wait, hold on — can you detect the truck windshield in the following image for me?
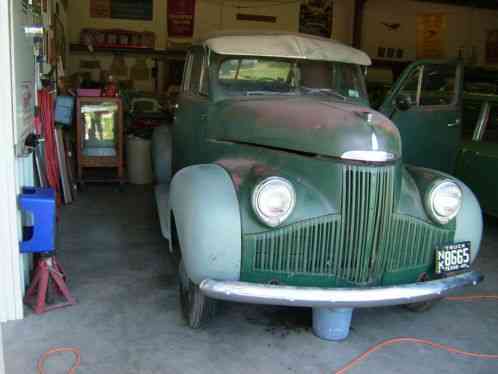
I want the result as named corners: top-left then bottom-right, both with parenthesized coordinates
top-left (218, 58), bottom-right (367, 102)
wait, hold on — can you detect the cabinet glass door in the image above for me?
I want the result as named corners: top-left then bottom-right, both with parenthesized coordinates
top-left (80, 102), bottom-right (119, 157)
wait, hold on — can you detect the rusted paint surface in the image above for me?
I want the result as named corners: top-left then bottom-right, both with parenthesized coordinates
top-left (209, 97), bottom-right (401, 161)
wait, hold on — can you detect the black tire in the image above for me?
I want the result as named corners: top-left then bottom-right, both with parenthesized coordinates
top-left (404, 273), bottom-right (441, 312)
top-left (404, 299), bottom-right (440, 312)
top-left (178, 262), bottom-right (217, 329)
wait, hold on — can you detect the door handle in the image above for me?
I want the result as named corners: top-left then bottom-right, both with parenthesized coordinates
top-left (448, 119), bottom-right (461, 128)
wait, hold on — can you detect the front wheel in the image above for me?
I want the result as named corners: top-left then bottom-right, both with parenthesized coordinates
top-left (178, 262), bottom-right (217, 328)
top-left (404, 299), bottom-right (440, 312)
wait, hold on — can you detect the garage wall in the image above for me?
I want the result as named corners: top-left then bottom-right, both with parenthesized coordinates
top-left (68, 0), bottom-right (302, 49)
top-left (66, 0), bottom-right (310, 92)
top-left (66, 1), bottom-right (498, 92)
top-left (360, 0), bottom-right (498, 67)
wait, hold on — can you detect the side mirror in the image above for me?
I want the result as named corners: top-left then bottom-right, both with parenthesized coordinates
top-left (394, 94), bottom-right (412, 111)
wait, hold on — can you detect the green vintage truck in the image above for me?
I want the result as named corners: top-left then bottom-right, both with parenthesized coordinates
top-left (457, 90), bottom-right (498, 217)
top-left (153, 32), bottom-right (483, 339)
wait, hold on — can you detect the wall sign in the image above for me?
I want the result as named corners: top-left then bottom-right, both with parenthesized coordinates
top-left (168, 0), bottom-right (196, 38)
top-left (90, 0), bottom-right (111, 18)
top-left (90, 0), bottom-right (153, 20)
top-left (486, 30), bottom-right (498, 64)
top-left (416, 13), bottom-right (447, 59)
top-left (299, 0), bottom-right (333, 38)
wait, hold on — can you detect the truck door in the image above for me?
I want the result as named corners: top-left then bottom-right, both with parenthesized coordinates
top-left (379, 61), bottom-right (464, 174)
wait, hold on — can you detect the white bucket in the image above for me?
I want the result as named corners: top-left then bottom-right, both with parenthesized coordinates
top-left (127, 135), bottom-right (153, 184)
top-left (312, 307), bottom-right (354, 341)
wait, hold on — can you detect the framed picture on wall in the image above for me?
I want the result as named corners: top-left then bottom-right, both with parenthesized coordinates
top-left (299, 0), bottom-right (333, 38)
top-left (167, 0), bottom-right (196, 37)
top-left (486, 30), bottom-right (498, 64)
top-left (90, 0), bottom-right (153, 20)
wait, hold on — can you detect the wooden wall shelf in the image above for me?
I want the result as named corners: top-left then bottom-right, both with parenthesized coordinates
top-left (69, 43), bottom-right (187, 60)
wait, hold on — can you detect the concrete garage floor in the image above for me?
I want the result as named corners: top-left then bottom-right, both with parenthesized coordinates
top-left (3, 185), bottom-right (498, 374)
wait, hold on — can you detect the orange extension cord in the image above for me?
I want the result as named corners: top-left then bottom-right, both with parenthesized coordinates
top-left (36, 295), bottom-right (498, 374)
top-left (334, 294), bottom-right (498, 374)
top-left (36, 347), bottom-right (80, 374)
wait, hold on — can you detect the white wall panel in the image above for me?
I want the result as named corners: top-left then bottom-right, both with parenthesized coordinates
top-left (0, 0), bottom-right (24, 323)
top-left (0, 0), bottom-right (37, 322)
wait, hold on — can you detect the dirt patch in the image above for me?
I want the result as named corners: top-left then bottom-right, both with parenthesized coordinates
top-left (245, 306), bottom-right (312, 337)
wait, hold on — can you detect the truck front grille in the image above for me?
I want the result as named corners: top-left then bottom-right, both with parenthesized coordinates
top-left (241, 164), bottom-right (454, 286)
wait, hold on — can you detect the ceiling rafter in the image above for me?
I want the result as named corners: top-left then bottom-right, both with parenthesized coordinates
top-left (415, 0), bottom-right (498, 10)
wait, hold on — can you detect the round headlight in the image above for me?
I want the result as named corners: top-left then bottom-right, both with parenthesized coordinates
top-left (426, 180), bottom-right (462, 224)
top-left (252, 177), bottom-right (296, 227)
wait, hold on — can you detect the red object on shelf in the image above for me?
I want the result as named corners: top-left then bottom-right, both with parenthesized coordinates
top-left (102, 81), bottom-right (118, 97)
top-left (24, 256), bottom-right (76, 314)
top-left (77, 88), bottom-right (101, 97)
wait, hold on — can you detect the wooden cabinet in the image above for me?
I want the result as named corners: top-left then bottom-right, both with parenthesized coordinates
top-left (76, 97), bottom-right (124, 183)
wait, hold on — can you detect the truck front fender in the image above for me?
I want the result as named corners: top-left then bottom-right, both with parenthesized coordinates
top-left (407, 165), bottom-right (483, 263)
top-left (170, 164), bottom-right (242, 284)
top-left (152, 126), bottom-right (172, 184)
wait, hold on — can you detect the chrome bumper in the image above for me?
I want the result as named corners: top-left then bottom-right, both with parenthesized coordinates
top-left (199, 271), bottom-right (483, 308)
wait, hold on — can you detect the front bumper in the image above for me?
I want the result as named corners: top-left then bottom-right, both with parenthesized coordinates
top-left (200, 271), bottom-right (483, 308)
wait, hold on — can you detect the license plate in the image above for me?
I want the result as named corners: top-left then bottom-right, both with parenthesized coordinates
top-left (435, 242), bottom-right (471, 274)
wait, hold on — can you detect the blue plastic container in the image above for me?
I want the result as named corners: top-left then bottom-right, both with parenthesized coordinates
top-left (19, 187), bottom-right (56, 253)
top-left (312, 307), bottom-right (354, 341)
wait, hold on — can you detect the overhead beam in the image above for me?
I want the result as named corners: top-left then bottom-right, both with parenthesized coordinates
top-left (415, 0), bottom-right (498, 10)
top-left (352, 0), bottom-right (366, 48)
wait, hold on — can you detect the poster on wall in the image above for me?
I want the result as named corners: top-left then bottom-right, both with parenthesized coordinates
top-left (90, 0), bottom-right (111, 18)
top-left (486, 30), bottom-right (498, 64)
top-left (416, 13), bottom-right (447, 59)
top-left (168, 0), bottom-right (196, 38)
top-left (90, 0), bottom-right (153, 20)
top-left (299, 0), bottom-right (333, 38)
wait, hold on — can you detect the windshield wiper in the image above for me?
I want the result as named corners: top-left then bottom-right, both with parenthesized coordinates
top-left (301, 87), bottom-right (347, 100)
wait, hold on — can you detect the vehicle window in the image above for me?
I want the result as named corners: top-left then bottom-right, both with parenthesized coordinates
top-left (483, 104), bottom-right (498, 143)
top-left (217, 58), bottom-right (368, 102)
top-left (181, 54), bottom-right (193, 92)
top-left (464, 82), bottom-right (498, 95)
top-left (188, 51), bottom-right (203, 94)
top-left (396, 64), bottom-right (457, 107)
top-left (419, 65), bottom-right (455, 106)
top-left (462, 99), bottom-right (483, 138)
top-left (199, 53), bottom-right (209, 96)
top-left (219, 58), bottom-right (295, 93)
top-left (398, 67), bottom-right (422, 106)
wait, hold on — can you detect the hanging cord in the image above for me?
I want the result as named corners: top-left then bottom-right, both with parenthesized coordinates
top-left (334, 294), bottom-right (498, 374)
top-left (36, 347), bottom-right (80, 374)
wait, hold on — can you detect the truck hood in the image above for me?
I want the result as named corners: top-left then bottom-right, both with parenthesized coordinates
top-left (211, 97), bottom-right (401, 160)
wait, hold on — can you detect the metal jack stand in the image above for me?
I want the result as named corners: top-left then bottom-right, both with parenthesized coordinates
top-left (19, 187), bottom-right (77, 314)
top-left (24, 255), bottom-right (76, 314)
